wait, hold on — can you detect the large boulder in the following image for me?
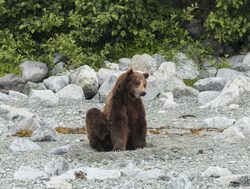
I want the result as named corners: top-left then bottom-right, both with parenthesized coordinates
top-left (216, 68), bottom-right (243, 82)
top-left (231, 53), bottom-right (250, 72)
top-left (97, 68), bottom-right (117, 86)
top-left (143, 75), bottom-right (160, 101)
top-left (198, 91), bottom-right (220, 105)
top-left (0, 92), bottom-right (9, 101)
top-left (228, 54), bottom-right (245, 67)
top-left (56, 84), bottom-right (84, 101)
top-left (69, 65), bottom-right (98, 99)
top-left (20, 60), bottom-right (48, 82)
top-left (43, 75), bottom-right (69, 93)
top-left (29, 90), bottom-right (59, 107)
top-left (200, 75), bottom-right (250, 110)
top-left (243, 52), bottom-right (250, 64)
top-left (51, 62), bottom-right (68, 76)
top-left (9, 90), bottom-right (29, 102)
top-left (175, 52), bottom-right (200, 80)
top-left (194, 77), bottom-right (226, 91)
top-left (0, 74), bottom-right (25, 94)
top-left (22, 81), bottom-right (47, 96)
top-left (118, 58), bottom-right (131, 71)
top-left (129, 54), bottom-right (157, 74)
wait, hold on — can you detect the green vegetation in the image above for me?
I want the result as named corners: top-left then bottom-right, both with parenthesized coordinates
top-left (0, 0), bottom-right (250, 75)
top-left (183, 78), bottom-right (199, 87)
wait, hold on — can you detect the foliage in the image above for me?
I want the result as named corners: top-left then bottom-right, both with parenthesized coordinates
top-left (183, 78), bottom-right (199, 87)
top-left (0, 0), bottom-right (250, 75)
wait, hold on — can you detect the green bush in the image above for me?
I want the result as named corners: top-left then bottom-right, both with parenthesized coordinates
top-left (0, 0), bottom-right (250, 76)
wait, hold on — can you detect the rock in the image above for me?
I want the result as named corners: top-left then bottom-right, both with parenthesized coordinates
top-left (51, 62), bottom-right (68, 76)
top-left (0, 74), bottom-right (25, 94)
top-left (105, 61), bottom-right (119, 70)
top-left (167, 174), bottom-right (192, 189)
top-left (186, 19), bottom-right (203, 38)
top-left (69, 65), bottom-right (98, 99)
top-left (214, 126), bottom-right (245, 142)
top-left (22, 81), bottom-right (47, 96)
top-left (0, 92), bottom-right (9, 101)
top-left (200, 75), bottom-right (250, 110)
top-left (198, 91), bottom-right (220, 105)
top-left (121, 163), bottom-right (142, 177)
top-left (14, 166), bottom-right (45, 181)
top-left (228, 55), bottom-right (245, 67)
top-left (54, 53), bottom-right (67, 64)
top-left (218, 174), bottom-right (250, 188)
top-left (143, 75), bottom-right (160, 100)
top-left (162, 92), bottom-right (178, 109)
top-left (94, 74), bottom-right (119, 102)
top-left (29, 90), bottom-right (59, 107)
top-left (203, 116), bottom-right (235, 129)
top-left (175, 52), bottom-right (200, 80)
top-left (44, 160), bottom-right (70, 176)
top-left (194, 77), bottom-right (225, 91)
top-left (43, 76), bottom-right (69, 93)
top-left (199, 67), bottom-right (217, 79)
top-left (10, 138), bottom-right (42, 152)
top-left (135, 168), bottom-right (165, 180)
top-left (202, 38), bottom-right (224, 56)
top-left (49, 145), bottom-right (72, 155)
top-left (0, 105), bottom-right (41, 133)
top-left (152, 54), bottom-right (166, 68)
top-left (53, 167), bottom-right (121, 181)
top-left (20, 60), bottom-right (48, 82)
top-left (8, 90), bottom-right (28, 101)
top-left (31, 125), bottom-right (58, 142)
top-left (46, 177), bottom-right (72, 189)
top-left (216, 68), bottom-right (243, 82)
top-left (234, 117), bottom-right (250, 135)
top-left (118, 58), bottom-right (131, 71)
top-left (228, 104), bottom-right (240, 110)
top-left (97, 68), bottom-right (117, 86)
top-left (202, 166), bottom-right (232, 178)
top-left (232, 62), bottom-right (250, 72)
top-left (243, 52), bottom-right (250, 64)
top-left (154, 61), bottom-right (177, 78)
top-left (56, 84), bottom-right (84, 101)
top-left (173, 86), bottom-right (198, 98)
top-left (129, 54), bottom-right (157, 74)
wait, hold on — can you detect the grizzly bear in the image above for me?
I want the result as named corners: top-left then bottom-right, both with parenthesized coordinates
top-left (86, 69), bottom-right (149, 151)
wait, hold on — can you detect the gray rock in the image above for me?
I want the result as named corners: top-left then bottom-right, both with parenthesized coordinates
top-left (51, 62), bottom-right (68, 76)
top-left (136, 169), bottom-right (165, 180)
top-left (8, 90), bottom-right (28, 101)
top-left (29, 90), bottom-right (59, 107)
top-left (175, 52), bottom-right (200, 80)
top-left (203, 116), bottom-right (235, 129)
top-left (20, 60), bottom-right (48, 82)
top-left (218, 174), bottom-right (250, 188)
top-left (216, 68), bottom-right (243, 82)
top-left (14, 166), bottom-right (45, 181)
top-left (243, 52), bottom-right (250, 64)
top-left (44, 160), bottom-right (70, 176)
top-left (173, 86), bottom-right (198, 98)
top-left (0, 92), bottom-right (9, 101)
top-left (54, 53), bottom-right (66, 64)
top-left (202, 166), bottom-right (232, 178)
top-left (228, 55), bottom-right (245, 67)
top-left (46, 177), bottom-right (72, 189)
top-left (198, 91), bottom-right (220, 105)
top-left (234, 117), bottom-right (250, 135)
top-left (199, 67), bottom-right (217, 79)
top-left (153, 62), bottom-right (177, 78)
top-left (143, 75), bottom-right (160, 101)
top-left (97, 68), bottom-right (117, 86)
top-left (203, 38), bottom-right (224, 56)
top-left (10, 138), bottom-right (42, 152)
top-left (162, 92), bottom-right (178, 109)
top-left (129, 54), bottom-right (157, 74)
top-left (49, 145), bottom-right (72, 155)
top-left (69, 65), bottom-right (98, 99)
top-left (0, 105), bottom-right (41, 133)
top-left (167, 174), bottom-right (192, 189)
top-left (186, 19), bottom-right (203, 38)
top-left (22, 81), bottom-right (47, 96)
top-left (213, 126), bottom-right (245, 142)
top-left (31, 125), bottom-right (58, 142)
top-left (232, 62), bottom-right (250, 72)
top-left (43, 75), bottom-right (69, 93)
top-left (56, 84), bottom-right (84, 101)
top-left (0, 74), bottom-right (25, 94)
top-left (194, 77), bottom-right (226, 91)
top-left (118, 58), bottom-right (131, 71)
top-left (105, 61), bottom-right (119, 70)
top-left (152, 54), bottom-right (166, 68)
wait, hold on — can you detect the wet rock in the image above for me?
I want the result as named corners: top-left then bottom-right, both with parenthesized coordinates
top-left (10, 138), bottom-right (42, 152)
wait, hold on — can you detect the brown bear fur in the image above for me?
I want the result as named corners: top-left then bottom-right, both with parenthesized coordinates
top-left (86, 69), bottom-right (149, 151)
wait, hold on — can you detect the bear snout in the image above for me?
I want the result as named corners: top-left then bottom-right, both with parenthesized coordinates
top-left (140, 91), bottom-right (146, 96)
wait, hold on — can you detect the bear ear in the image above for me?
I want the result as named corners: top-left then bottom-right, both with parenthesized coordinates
top-left (126, 69), bottom-right (134, 75)
top-left (143, 73), bottom-right (149, 79)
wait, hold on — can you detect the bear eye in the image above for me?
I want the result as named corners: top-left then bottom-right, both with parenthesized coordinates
top-left (135, 81), bottom-right (140, 85)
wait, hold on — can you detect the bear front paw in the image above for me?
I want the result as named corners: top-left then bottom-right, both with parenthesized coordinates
top-left (113, 142), bottom-right (126, 151)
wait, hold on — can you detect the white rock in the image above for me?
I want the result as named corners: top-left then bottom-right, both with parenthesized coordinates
top-left (56, 84), bottom-right (84, 101)
top-left (105, 62), bottom-right (119, 70)
top-left (49, 145), bottom-right (72, 155)
top-left (234, 117), bottom-right (250, 135)
top-left (194, 77), bottom-right (225, 91)
top-left (243, 52), bottom-right (250, 64)
top-left (129, 54), bottom-right (157, 74)
top-left (213, 126), bottom-right (245, 142)
top-left (44, 159), bottom-right (70, 176)
top-left (167, 174), bottom-right (192, 189)
top-left (203, 116), bottom-right (235, 129)
top-left (22, 81), bottom-right (47, 95)
top-left (8, 90), bottom-right (28, 101)
top-left (201, 75), bottom-right (250, 110)
top-left (143, 75), bottom-right (160, 101)
top-left (43, 75), bottom-right (69, 93)
top-left (218, 174), bottom-right (250, 187)
top-left (10, 138), bottom-right (42, 152)
top-left (118, 58), bottom-right (131, 71)
top-left (20, 60), bottom-right (48, 82)
top-left (0, 92), bottom-right (9, 101)
top-left (69, 65), bottom-right (98, 99)
top-left (202, 166), bottom-right (232, 178)
top-left (228, 104), bottom-right (240, 110)
top-left (216, 68), bottom-right (243, 82)
top-left (229, 55), bottom-right (245, 66)
top-left (97, 68), bottom-right (117, 86)
top-left (31, 125), bottom-right (58, 142)
top-left (121, 163), bottom-right (142, 177)
top-left (175, 52), bottom-right (200, 80)
top-left (46, 177), bottom-right (72, 189)
top-left (14, 166), bottom-right (45, 181)
top-left (136, 169), bottom-right (165, 180)
top-left (29, 90), bottom-right (59, 107)
top-left (162, 92), bottom-right (178, 109)
top-left (198, 91), bottom-right (220, 105)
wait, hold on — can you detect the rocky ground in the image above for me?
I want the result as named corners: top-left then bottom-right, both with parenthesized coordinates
top-left (1, 93), bottom-right (250, 189)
